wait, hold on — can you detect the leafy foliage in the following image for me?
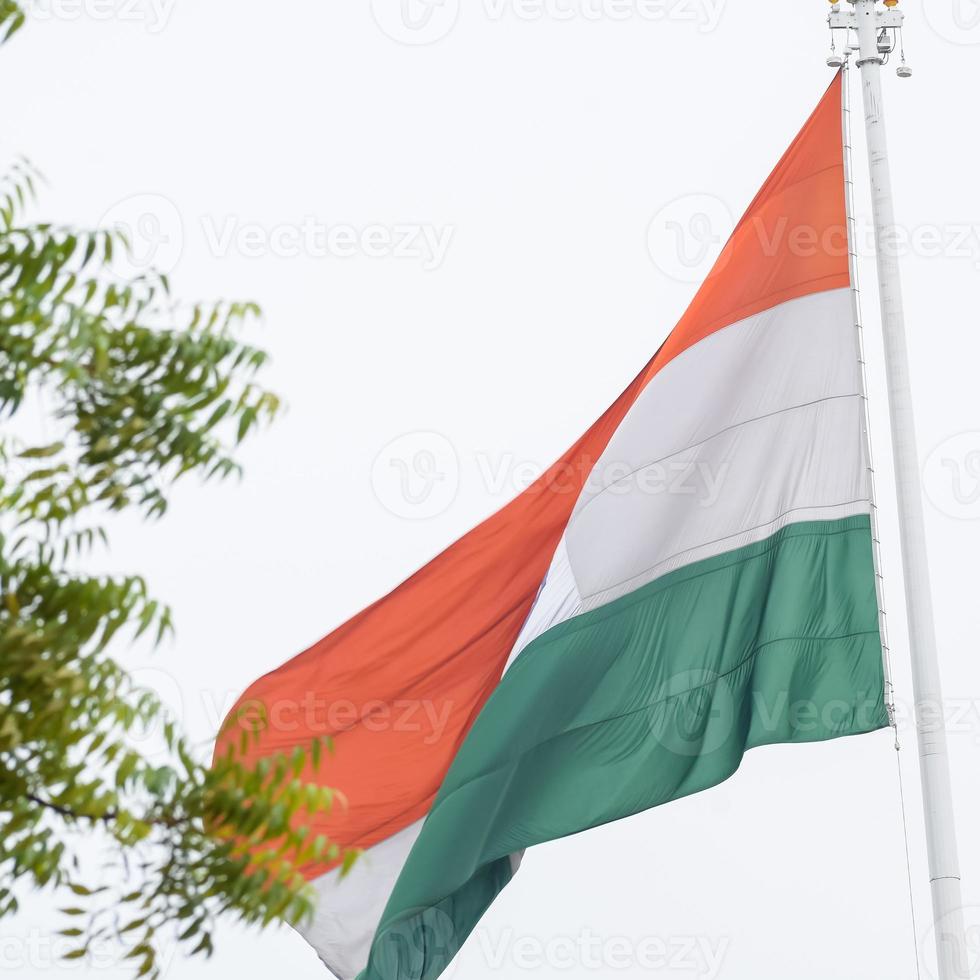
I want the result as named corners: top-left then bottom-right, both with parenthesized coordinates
top-left (0, 17), bottom-right (351, 975)
top-left (0, 0), bottom-right (25, 44)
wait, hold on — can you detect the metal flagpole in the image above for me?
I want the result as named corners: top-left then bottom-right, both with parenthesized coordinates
top-left (826, 1), bottom-right (967, 976)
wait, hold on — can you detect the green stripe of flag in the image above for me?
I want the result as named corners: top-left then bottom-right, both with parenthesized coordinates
top-left (362, 515), bottom-right (887, 980)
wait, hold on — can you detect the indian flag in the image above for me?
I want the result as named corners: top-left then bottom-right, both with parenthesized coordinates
top-left (216, 72), bottom-right (888, 980)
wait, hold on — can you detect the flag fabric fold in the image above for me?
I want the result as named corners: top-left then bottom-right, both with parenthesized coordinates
top-left (214, 72), bottom-right (887, 980)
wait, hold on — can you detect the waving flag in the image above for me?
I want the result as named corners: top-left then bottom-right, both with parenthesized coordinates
top-left (215, 72), bottom-right (887, 980)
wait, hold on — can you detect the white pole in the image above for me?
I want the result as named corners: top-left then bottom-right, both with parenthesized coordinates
top-left (848, 2), bottom-right (967, 976)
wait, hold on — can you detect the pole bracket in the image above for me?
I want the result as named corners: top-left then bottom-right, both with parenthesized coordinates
top-left (829, 8), bottom-right (903, 29)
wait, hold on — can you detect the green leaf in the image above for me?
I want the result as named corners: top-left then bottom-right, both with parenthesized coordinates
top-left (18, 442), bottom-right (65, 459)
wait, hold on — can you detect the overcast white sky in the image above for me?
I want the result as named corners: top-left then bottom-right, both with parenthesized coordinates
top-left (2, 2), bottom-right (979, 979)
